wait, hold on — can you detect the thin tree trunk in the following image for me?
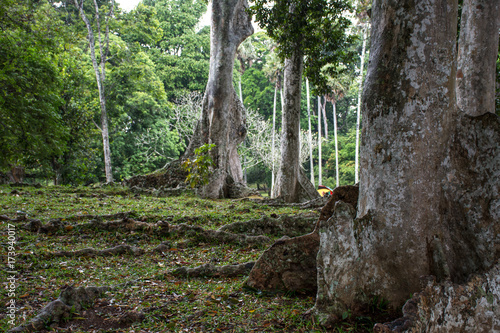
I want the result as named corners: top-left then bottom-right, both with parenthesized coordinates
top-left (74, 0), bottom-right (114, 183)
top-left (238, 76), bottom-right (243, 103)
top-left (306, 77), bottom-right (314, 186)
top-left (322, 95), bottom-right (328, 139)
top-left (271, 83), bottom-right (277, 195)
top-left (238, 76), bottom-right (247, 184)
top-left (457, 0), bottom-right (500, 116)
top-left (355, 24), bottom-right (367, 184)
top-left (317, 96), bottom-right (322, 186)
top-left (280, 87), bottom-right (284, 119)
top-left (332, 100), bottom-right (339, 187)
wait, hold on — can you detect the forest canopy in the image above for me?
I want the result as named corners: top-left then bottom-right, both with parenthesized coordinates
top-left (1, 0), bottom-right (498, 188)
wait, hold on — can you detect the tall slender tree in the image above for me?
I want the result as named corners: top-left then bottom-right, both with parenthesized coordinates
top-left (306, 77), bottom-right (314, 186)
top-left (332, 101), bottom-right (339, 187)
top-left (317, 96), bottom-right (323, 186)
top-left (73, 0), bottom-right (114, 182)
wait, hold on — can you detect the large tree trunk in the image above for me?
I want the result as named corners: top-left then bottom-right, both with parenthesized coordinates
top-left (457, 0), bottom-right (500, 116)
top-left (272, 49), bottom-right (319, 203)
top-left (188, 0), bottom-right (253, 198)
top-left (314, 0), bottom-right (500, 324)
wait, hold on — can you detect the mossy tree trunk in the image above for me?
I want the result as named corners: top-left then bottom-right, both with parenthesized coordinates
top-left (456, 0), bottom-right (500, 116)
top-left (187, 0), bottom-right (253, 198)
top-left (314, 0), bottom-right (500, 323)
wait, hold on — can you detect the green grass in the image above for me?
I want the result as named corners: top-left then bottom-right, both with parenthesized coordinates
top-left (0, 184), bottom-right (375, 332)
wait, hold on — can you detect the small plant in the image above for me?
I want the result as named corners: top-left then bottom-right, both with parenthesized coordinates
top-left (181, 144), bottom-right (216, 188)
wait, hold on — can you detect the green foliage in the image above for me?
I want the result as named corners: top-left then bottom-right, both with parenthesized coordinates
top-left (248, 0), bottom-right (357, 94)
top-left (143, 0), bottom-right (210, 101)
top-left (181, 144), bottom-right (216, 188)
top-left (121, 3), bottom-right (163, 47)
top-left (324, 127), bottom-right (357, 187)
top-left (0, 0), bottom-right (66, 170)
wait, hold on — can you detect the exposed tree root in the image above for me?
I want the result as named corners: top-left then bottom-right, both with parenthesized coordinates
top-left (83, 218), bottom-right (170, 234)
top-left (8, 286), bottom-right (111, 333)
top-left (123, 160), bottom-right (188, 189)
top-left (171, 261), bottom-right (256, 278)
top-left (172, 223), bottom-right (271, 247)
top-left (218, 213), bottom-right (317, 237)
top-left (50, 244), bottom-right (145, 258)
top-left (45, 242), bottom-right (176, 258)
top-left (129, 185), bottom-right (193, 197)
top-left (252, 195), bottom-right (328, 209)
top-left (62, 211), bottom-right (135, 222)
top-left (245, 185), bottom-right (360, 294)
top-left (317, 184), bottom-right (358, 225)
top-left (1, 214), bottom-right (29, 222)
top-left (24, 216), bottom-right (274, 247)
top-left (374, 262), bottom-right (500, 332)
top-left (23, 217), bottom-right (170, 235)
top-left (244, 233), bottom-right (319, 294)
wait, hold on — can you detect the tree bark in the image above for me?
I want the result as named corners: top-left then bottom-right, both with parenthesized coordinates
top-left (332, 101), bottom-right (339, 187)
top-left (457, 0), bottom-right (500, 116)
top-left (306, 77), bottom-right (314, 186)
top-left (74, 0), bottom-right (113, 183)
top-left (272, 48), bottom-right (319, 203)
top-left (189, 0), bottom-right (253, 198)
top-left (322, 96), bottom-right (328, 139)
top-left (317, 96), bottom-right (322, 186)
top-left (271, 83), bottom-right (277, 195)
top-left (314, 0), bottom-right (500, 322)
top-left (354, 25), bottom-right (367, 184)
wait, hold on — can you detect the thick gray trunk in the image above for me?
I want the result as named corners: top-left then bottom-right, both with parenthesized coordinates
top-left (314, 0), bottom-right (500, 322)
top-left (457, 0), bottom-right (500, 116)
top-left (74, 0), bottom-right (113, 183)
top-left (193, 0), bottom-right (253, 198)
top-left (272, 49), bottom-right (319, 203)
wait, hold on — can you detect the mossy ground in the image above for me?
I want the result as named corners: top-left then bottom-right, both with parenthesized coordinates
top-left (0, 184), bottom-right (375, 332)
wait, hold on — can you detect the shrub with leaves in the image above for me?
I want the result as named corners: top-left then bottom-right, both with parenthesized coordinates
top-left (181, 144), bottom-right (216, 188)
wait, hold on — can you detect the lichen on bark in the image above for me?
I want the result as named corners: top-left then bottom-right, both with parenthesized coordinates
top-left (313, 0), bottom-right (500, 326)
top-left (186, 0), bottom-right (254, 199)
